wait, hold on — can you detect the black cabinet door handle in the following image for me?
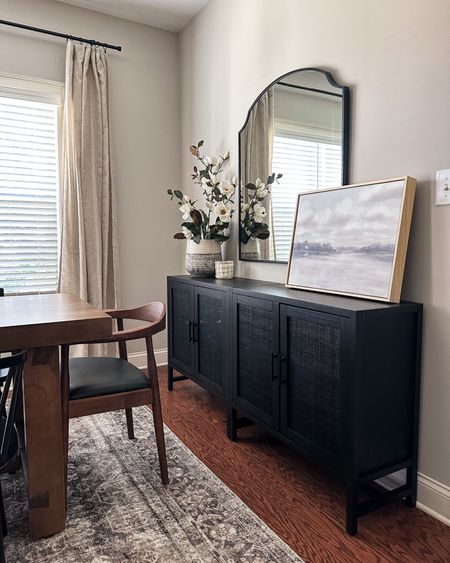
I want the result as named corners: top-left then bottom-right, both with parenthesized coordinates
top-left (188, 320), bottom-right (194, 342)
top-left (193, 322), bottom-right (199, 343)
top-left (271, 352), bottom-right (279, 381)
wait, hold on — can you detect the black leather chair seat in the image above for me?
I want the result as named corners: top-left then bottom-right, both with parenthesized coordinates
top-left (69, 357), bottom-right (150, 400)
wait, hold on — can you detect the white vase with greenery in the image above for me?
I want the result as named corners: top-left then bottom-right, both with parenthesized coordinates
top-left (168, 140), bottom-right (237, 277)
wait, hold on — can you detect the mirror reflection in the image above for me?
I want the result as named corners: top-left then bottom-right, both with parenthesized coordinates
top-left (239, 68), bottom-right (349, 263)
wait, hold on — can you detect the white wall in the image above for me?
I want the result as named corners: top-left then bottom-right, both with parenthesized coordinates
top-left (0, 0), bottom-right (183, 353)
top-left (0, 0), bottom-right (448, 522)
top-left (180, 0), bottom-right (450, 515)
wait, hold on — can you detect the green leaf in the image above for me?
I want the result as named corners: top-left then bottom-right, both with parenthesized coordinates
top-left (193, 233), bottom-right (201, 244)
top-left (173, 232), bottom-right (186, 239)
top-left (246, 182), bottom-right (257, 190)
top-left (252, 225), bottom-right (270, 239)
top-left (190, 145), bottom-right (198, 156)
top-left (209, 224), bottom-right (219, 235)
top-left (200, 209), bottom-right (209, 225)
top-left (250, 222), bottom-right (268, 234)
top-left (198, 140), bottom-right (204, 147)
top-left (174, 189), bottom-right (183, 199)
top-left (167, 189), bottom-right (173, 195)
top-left (190, 209), bottom-right (203, 226)
top-left (240, 230), bottom-right (249, 244)
top-left (211, 233), bottom-right (229, 243)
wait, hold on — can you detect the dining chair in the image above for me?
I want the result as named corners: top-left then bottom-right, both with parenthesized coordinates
top-left (60, 302), bottom-right (169, 485)
top-left (0, 289), bottom-right (10, 416)
top-left (0, 351), bottom-right (27, 562)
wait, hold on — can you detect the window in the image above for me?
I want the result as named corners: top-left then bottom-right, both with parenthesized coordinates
top-left (271, 122), bottom-right (342, 261)
top-left (0, 74), bottom-right (63, 294)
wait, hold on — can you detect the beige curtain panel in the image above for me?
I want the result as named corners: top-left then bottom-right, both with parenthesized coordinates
top-left (241, 89), bottom-right (275, 260)
top-left (59, 40), bottom-right (119, 354)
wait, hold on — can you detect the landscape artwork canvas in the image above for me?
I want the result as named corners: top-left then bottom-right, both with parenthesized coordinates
top-left (286, 177), bottom-right (416, 302)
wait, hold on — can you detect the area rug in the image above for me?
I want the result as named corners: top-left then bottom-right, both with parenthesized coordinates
top-left (3, 407), bottom-right (303, 562)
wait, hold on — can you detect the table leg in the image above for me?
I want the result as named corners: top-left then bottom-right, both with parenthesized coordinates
top-left (22, 346), bottom-right (66, 538)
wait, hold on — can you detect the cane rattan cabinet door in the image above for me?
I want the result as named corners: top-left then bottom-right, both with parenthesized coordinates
top-left (232, 294), bottom-right (279, 428)
top-left (168, 280), bottom-right (194, 375)
top-left (194, 286), bottom-right (229, 397)
top-left (280, 304), bottom-right (342, 464)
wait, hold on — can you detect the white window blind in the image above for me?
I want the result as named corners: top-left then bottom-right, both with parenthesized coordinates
top-left (0, 76), bottom-right (62, 294)
top-left (271, 123), bottom-right (342, 261)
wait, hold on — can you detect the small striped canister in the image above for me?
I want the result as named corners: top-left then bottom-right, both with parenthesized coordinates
top-left (215, 260), bottom-right (234, 279)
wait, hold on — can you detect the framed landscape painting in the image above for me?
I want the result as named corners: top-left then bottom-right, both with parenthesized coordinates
top-left (286, 177), bottom-right (416, 302)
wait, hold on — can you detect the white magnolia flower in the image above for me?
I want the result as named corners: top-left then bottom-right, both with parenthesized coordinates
top-left (215, 202), bottom-right (232, 223)
top-left (182, 194), bottom-right (192, 203)
top-left (253, 203), bottom-right (266, 223)
top-left (255, 178), bottom-right (264, 188)
top-left (179, 202), bottom-right (193, 220)
top-left (232, 176), bottom-right (237, 186)
top-left (219, 180), bottom-right (234, 196)
top-left (206, 201), bottom-right (215, 210)
top-left (223, 150), bottom-right (230, 160)
top-left (256, 186), bottom-right (269, 199)
top-left (182, 226), bottom-right (193, 239)
top-left (204, 155), bottom-right (218, 167)
top-left (209, 174), bottom-right (217, 185)
top-left (240, 203), bottom-right (250, 219)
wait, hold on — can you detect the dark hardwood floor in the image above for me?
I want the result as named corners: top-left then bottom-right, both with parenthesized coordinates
top-left (156, 367), bottom-right (450, 563)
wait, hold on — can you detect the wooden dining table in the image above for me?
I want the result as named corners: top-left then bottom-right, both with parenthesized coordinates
top-left (0, 293), bottom-right (112, 538)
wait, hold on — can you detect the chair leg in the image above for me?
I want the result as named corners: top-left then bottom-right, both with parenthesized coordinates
top-left (7, 455), bottom-right (20, 475)
top-left (146, 337), bottom-right (169, 485)
top-left (151, 402), bottom-right (169, 485)
top-left (125, 408), bottom-right (134, 439)
top-left (0, 380), bottom-right (4, 419)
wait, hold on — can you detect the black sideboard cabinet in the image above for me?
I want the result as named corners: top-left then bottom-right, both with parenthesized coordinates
top-left (167, 275), bottom-right (422, 535)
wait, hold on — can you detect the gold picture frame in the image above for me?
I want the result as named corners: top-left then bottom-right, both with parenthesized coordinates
top-left (286, 177), bottom-right (416, 303)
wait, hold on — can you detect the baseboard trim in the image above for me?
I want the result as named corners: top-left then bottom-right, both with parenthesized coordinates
top-left (417, 472), bottom-right (450, 526)
top-left (377, 469), bottom-right (449, 526)
top-left (128, 349), bottom-right (168, 369)
top-left (127, 350), bottom-right (450, 528)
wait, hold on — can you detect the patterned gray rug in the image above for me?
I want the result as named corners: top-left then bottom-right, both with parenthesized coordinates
top-left (3, 407), bottom-right (303, 562)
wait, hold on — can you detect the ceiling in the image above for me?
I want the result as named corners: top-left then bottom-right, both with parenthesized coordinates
top-left (56, 0), bottom-right (211, 32)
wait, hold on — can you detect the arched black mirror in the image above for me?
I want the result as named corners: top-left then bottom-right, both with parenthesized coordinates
top-left (239, 67), bottom-right (350, 263)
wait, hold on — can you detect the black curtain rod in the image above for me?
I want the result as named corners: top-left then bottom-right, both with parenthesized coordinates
top-left (0, 19), bottom-right (122, 51)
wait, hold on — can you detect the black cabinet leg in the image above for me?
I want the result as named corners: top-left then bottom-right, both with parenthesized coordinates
top-left (346, 486), bottom-right (358, 535)
top-left (346, 517), bottom-right (358, 536)
top-left (405, 466), bottom-right (417, 507)
top-left (168, 365), bottom-right (174, 391)
top-left (227, 407), bottom-right (238, 441)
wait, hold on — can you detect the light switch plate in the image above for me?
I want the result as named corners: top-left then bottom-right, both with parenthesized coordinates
top-left (435, 169), bottom-right (450, 206)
